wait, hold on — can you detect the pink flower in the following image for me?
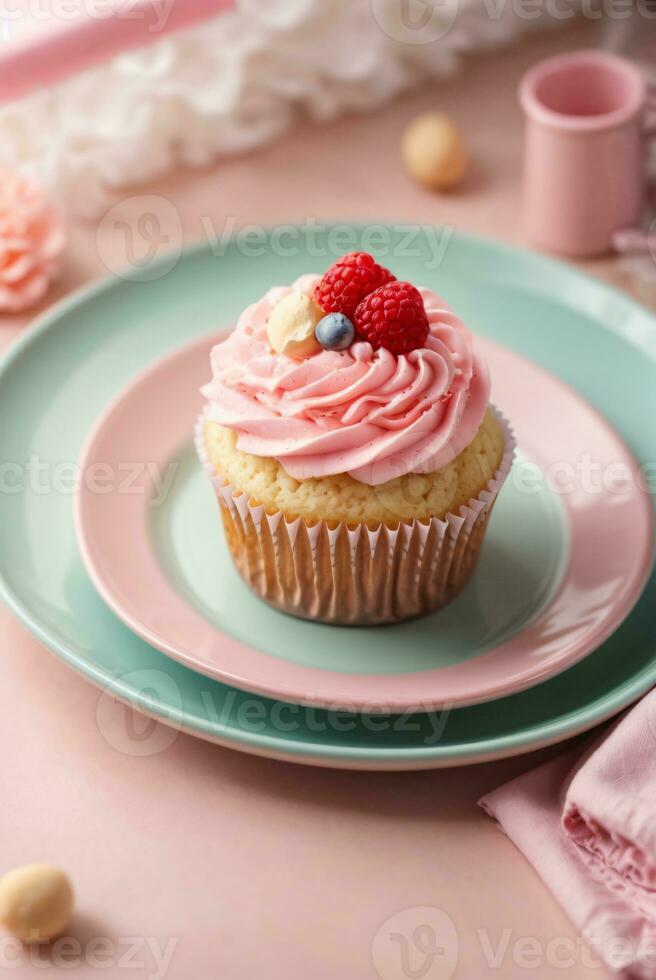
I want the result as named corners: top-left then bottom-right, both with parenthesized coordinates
top-left (0, 171), bottom-right (65, 313)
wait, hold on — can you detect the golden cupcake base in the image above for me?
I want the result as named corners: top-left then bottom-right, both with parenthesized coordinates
top-left (196, 409), bottom-right (514, 626)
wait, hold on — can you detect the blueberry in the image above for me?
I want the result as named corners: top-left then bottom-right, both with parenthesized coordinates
top-left (315, 313), bottom-right (355, 351)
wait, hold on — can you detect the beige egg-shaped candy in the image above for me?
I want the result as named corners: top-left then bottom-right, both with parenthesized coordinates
top-left (0, 864), bottom-right (74, 942)
top-left (267, 291), bottom-right (323, 359)
top-left (402, 112), bottom-right (468, 191)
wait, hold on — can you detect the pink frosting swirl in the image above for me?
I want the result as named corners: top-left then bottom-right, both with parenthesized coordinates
top-left (202, 274), bottom-right (490, 485)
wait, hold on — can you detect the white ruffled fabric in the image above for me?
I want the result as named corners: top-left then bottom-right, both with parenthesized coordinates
top-left (0, 0), bottom-right (573, 217)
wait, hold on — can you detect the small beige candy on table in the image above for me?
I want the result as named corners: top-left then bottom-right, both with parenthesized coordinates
top-left (0, 864), bottom-right (74, 942)
top-left (402, 112), bottom-right (468, 191)
top-left (267, 291), bottom-right (323, 358)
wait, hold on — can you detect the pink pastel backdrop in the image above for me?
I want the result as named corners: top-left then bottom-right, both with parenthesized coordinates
top-left (0, 23), bottom-right (631, 979)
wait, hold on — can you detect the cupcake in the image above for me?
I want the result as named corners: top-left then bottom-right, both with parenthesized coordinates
top-left (197, 251), bottom-right (513, 625)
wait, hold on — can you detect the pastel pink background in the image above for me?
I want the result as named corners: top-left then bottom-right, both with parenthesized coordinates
top-left (0, 23), bottom-right (634, 979)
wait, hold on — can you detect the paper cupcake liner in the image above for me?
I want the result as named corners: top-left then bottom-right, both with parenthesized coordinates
top-left (195, 407), bottom-right (515, 626)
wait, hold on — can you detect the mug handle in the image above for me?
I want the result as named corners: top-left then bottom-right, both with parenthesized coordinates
top-left (642, 84), bottom-right (656, 137)
top-left (613, 81), bottom-right (656, 253)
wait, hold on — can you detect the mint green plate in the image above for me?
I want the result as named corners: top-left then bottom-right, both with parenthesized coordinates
top-left (1, 227), bottom-right (656, 769)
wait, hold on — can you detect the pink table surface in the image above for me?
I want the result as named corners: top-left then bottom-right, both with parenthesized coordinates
top-left (0, 24), bottom-right (633, 979)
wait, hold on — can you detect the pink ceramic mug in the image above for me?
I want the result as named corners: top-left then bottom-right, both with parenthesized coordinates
top-left (520, 50), bottom-right (650, 258)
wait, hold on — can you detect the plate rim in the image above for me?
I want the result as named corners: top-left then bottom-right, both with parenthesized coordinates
top-left (73, 329), bottom-right (653, 712)
top-left (2, 226), bottom-right (656, 767)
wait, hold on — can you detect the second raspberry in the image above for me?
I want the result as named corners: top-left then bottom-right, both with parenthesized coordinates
top-left (354, 281), bottom-right (429, 355)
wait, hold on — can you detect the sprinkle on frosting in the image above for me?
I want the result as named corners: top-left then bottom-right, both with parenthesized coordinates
top-left (201, 273), bottom-right (490, 486)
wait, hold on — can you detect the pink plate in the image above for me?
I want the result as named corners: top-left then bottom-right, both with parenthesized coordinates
top-left (75, 332), bottom-right (653, 713)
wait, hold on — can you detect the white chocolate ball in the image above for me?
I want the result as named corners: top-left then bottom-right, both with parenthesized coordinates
top-left (401, 113), bottom-right (468, 191)
top-left (0, 865), bottom-right (74, 942)
top-left (267, 291), bottom-right (323, 359)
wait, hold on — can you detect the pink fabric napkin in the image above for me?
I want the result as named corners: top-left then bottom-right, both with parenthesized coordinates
top-left (480, 691), bottom-right (656, 979)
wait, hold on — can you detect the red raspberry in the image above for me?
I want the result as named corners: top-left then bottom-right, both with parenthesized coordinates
top-left (354, 281), bottom-right (429, 355)
top-left (314, 251), bottom-right (395, 319)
